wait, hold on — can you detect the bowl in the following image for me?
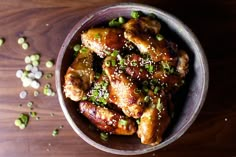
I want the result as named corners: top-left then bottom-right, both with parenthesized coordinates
top-left (55, 3), bottom-right (209, 155)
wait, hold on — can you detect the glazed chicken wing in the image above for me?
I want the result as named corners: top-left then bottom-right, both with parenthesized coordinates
top-left (137, 91), bottom-right (170, 145)
top-left (81, 28), bottom-right (128, 58)
top-left (64, 47), bottom-right (94, 101)
top-left (103, 57), bottom-right (145, 118)
top-left (123, 17), bottom-right (177, 63)
top-left (79, 101), bottom-right (137, 135)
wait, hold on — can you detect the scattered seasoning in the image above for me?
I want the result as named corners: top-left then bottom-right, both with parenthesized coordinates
top-left (131, 10), bottom-right (141, 19)
top-left (19, 90), bottom-right (27, 99)
top-left (156, 98), bottom-right (163, 112)
top-left (50, 113), bottom-right (54, 117)
top-left (0, 37), bottom-right (5, 46)
top-left (73, 44), bottom-right (81, 52)
top-left (29, 111), bottom-right (37, 117)
top-left (100, 132), bottom-right (109, 141)
top-left (45, 73), bottom-right (53, 79)
top-left (27, 101), bottom-right (33, 108)
top-left (59, 125), bottom-right (64, 129)
top-left (14, 113), bottom-right (29, 130)
top-left (94, 33), bottom-right (101, 39)
top-left (119, 119), bottom-right (128, 126)
top-left (45, 60), bottom-right (54, 68)
top-left (18, 104), bottom-right (23, 107)
top-left (136, 119), bottom-right (140, 125)
top-left (144, 96), bottom-right (150, 102)
top-left (224, 118), bottom-right (228, 122)
top-left (17, 37), bottom-right (25, 45)
top-left (33, 90), bottom-right (39, 97)
top-left (118, 16), bottom-right (125, 24)
top-left (154, 86), bottom-right (159, 94)
top-left (156, 34), bottom-right (164, 41)
top-left (52, 129), bottom-right (59, 136)
top-left (22, 42), bottom-right (29, 50)
top-left (35, 117), bottom-right (40, 120)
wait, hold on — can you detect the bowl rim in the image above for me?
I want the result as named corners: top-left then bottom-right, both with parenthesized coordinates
top-left (55, 2), bottom-right (209, 155)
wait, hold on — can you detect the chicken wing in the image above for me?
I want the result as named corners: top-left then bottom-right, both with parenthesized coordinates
top-left (123, 17), bottom-right (177, 63)
top-left (64, 47), bottom-right (94, 101)
top-left (79, 101), bottom-right (137, 135)
top-left (103, 57), bottom-right (145, 118)
top-left (81, 28), bottom-right (128, 58)
top-left (137, 91), bottom-right (170, 145)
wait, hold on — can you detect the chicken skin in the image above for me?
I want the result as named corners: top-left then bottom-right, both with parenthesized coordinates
top-left (79, 101), bottom-right (137, 135)
top-left (81, 28), bottom-right (127, 58)
top-left (64, 47), bottom-right (94, 101)
top-left (137, 91), bottom-right (170, 145)
top-left (103, 57), bottom-right (145, 118)
top-left (123, 17), bottom-right (177, 63)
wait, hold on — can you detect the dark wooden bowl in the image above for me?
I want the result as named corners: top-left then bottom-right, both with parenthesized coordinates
top-left (55, 3), bottom-right (209, 155)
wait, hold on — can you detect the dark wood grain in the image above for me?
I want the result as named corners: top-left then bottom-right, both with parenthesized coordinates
top-left (0, 0), bottom-right (235, 157)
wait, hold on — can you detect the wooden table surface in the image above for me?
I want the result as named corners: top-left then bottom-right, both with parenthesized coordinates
top-left (0, 0), bottom-right (235, 157)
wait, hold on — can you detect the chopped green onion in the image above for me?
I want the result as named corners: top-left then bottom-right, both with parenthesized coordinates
top-left (144, 96), bottom-right (150, 102)
top-left (80, 47), bottom-right (88, 53)
top-left (45, 73), bottom-right (53, 79)
top-left (92, 90), bottom-right (99, 97)
top-left (119, 119), bottom-right (128, 126)
top-left (22, 42), bottom-right (29, 50)
top-left (19, 124), bottom-right (26, 129)
top-left (136, 119), bottom-right (140, 125)
top-left (52, 129), bottom-right (59, 137)
top-left (111, 59), bottom-right (116, 66)
top-left (111, 50), bottom-right (119, 57)
top-left (143, 81), bottom-right (148, 86)
top-left (104, 50), bottom-right (111, 55)
top-left (100, 132), bottom-right (109, 141)
top-left (105, 60), bottom-right (110, 67)
top-left (143, 86), bottom-right (149, 93)
top-left (17, 37), bottom-right (25, 45)
top-left (108, 19), bottom-right (121, 27)
top-left (134, 88), bottom-right (141, 94)
top-left (148, 65), bottom-right (154, 73)
top-left (73, 44), bottom-right (81, 52)
top-left (95, 73), bottom-right (100, 79)
top-left (118, 17), bottom-right (125, 24)
top-left (156, 34), bottom-right (164, 41)
top-left (131, 10), bottom-right (141, 19)
top-left (27, 101), bottom-right (33, 108)
top-left (154, 86), bottom-right (159, 94)
top-left (94, 33), bottom-right (101, 39)
top-left (82, 96), bottom-right (88, 100)
top-left (0, 37), bottom-right (5, 46)
top-left (29, 111), bottom-right (37, 117)
top-left (14, 119), bottom-right (22, 127)
top-left (45, 60), bottom-right (53, 68)
top-left (156, 98), bottom-right (163, 112)
top-left (32, 60), bottom-right (39, 66)
top-left (14, 113), bottom-right (29, 129)
top-left (131, 60), bottom-right (137, 66)
top-left (34, 90), bottom-right (39, 97)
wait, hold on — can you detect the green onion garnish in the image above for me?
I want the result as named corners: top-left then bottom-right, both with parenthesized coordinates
top-left (156, 34), bottom-right (164, 41)
top-left (131, 10), bottom-right (141, 19)
top-left (119, 119), bottom-right (128, 126)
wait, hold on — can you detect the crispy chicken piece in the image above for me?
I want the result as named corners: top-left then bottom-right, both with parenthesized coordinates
top-left (81, 28), bottom-right (127, 58)
top-left (79, 101), bottom-right (137, 135)
top-left (152, 49), bottom-right (189, 91)
top-left (123, 17), bottom-right (177, 63)
top-left (176, 50), bottom-right (189, 78)
top-left (64, 47), bottom-right (94, 101)
top-left (125, 54), bottom-right (149, 81)
top-left (103, 57), bottom-right (145, 118)
top-left (137, 91), bottom-right (170, 145)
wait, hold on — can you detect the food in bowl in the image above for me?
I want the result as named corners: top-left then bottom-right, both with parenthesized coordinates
top-left (63, 10), bottom-right (189, 146)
